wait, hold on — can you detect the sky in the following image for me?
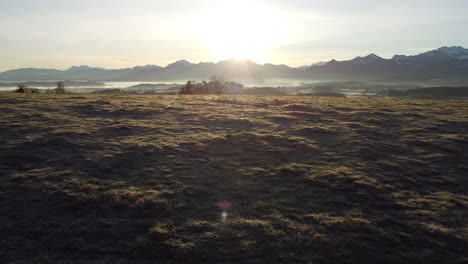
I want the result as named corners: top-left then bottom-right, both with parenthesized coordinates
top-left (1, 0), bottom-right (468, 71)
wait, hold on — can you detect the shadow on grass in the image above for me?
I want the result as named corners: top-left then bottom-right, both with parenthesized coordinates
top-left (0, 94), bottom-right (467, 263)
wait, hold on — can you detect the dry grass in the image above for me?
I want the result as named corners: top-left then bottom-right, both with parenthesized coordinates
top-left (0, 93), bottom-right (467, 263)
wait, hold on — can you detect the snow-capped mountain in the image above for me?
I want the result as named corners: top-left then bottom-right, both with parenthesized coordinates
top-left (392, 46), bottom-right (468, 62)
top-left (420, 46), bottom-right (468, 60)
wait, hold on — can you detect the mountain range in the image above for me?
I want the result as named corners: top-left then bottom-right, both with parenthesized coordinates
top-left (1, 46), bottom-right (468, 83)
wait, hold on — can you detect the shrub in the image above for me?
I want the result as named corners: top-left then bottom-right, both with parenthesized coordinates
top-left (14, 84), bottom-right (40, 93)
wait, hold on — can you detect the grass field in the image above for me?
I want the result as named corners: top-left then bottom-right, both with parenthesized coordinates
top-left (0, 93), bottom-right (467, 263)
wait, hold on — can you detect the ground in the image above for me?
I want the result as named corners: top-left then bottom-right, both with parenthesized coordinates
top-left (0, 93), bottom-right (467, 263)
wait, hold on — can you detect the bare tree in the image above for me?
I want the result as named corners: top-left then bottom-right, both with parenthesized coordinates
top-left (56, 81), bottom-right (65, 94)
top-left (15, 83), bottom-right (27, 93)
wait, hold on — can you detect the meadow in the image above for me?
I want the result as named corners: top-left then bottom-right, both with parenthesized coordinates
top-left (0, 93), bottom-right (467, 263)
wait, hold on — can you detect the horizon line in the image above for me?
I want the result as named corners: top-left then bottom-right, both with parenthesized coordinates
top-left (1, 46), bottom-right (464, 72)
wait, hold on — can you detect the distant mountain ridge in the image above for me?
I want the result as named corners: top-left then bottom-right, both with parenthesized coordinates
top-left (1, 46), bottom-right (468, 83)
top-left (392, 46), bottom-right (468, 61)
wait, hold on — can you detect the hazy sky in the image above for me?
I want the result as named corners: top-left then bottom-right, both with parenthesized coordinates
top-left (1, 0), bottom-right (468, 71)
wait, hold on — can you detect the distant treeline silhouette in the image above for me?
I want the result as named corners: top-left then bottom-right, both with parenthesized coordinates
top-left (14, 81), bottom-right (66, 94)
top-left (180, 77), bottom-right (243, 95)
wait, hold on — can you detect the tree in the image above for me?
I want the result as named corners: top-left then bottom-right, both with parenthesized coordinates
top-left (15, 83), bottom-right (27, 93)
top-left (56, 81), bottom-right (65, 94)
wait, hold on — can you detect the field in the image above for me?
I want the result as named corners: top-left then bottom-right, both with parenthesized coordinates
top-left (0, 93), bottom-right (467, 263)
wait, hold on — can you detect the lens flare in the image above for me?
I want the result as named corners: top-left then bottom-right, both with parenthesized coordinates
top-left (217, 200), bottom-right (232, 223)
top-left (221, 211), bottom-right (228, 222)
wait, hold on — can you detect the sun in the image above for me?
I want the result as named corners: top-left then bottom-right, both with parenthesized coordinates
top-left (191, 2), bottom-right (288, 63)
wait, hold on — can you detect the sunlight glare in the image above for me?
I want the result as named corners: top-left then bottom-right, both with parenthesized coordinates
top-left (191, 2), bottom-right (288, 63)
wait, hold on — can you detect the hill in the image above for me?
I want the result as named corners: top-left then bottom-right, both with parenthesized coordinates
top-left (0, 93), bottom-right (466, 263)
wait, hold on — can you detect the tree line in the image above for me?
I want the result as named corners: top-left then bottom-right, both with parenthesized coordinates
top-left (15, 81), bottom-right (66, 94)
top-left (180, 77), bottom-right (244, 95)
